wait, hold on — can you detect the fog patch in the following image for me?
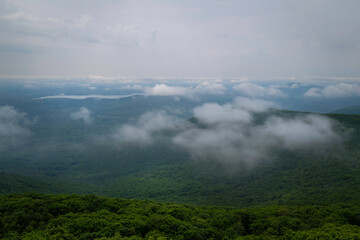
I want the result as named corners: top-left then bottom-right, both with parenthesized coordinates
top-left (233, 83), bottom-right (287, 98)
top-left (99, 98), bottom-right (342, 168)
top-left (0, 105), bottom-right (32, 149)
top-left (102, 111), bottom-right (192, 146)
top-left (193, 103), bottom-right (252, 125)
top-left (255, 115), bottom-right (340, 150)
top-left (174, 101), bottom-right (341, 167)
top-left (71, 107), bottom-right (92, 124)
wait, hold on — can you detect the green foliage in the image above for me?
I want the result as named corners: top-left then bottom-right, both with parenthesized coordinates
top-left (1, 107), bottom-right (360, 208)
top-left (1, 193), bottom-right (360, 239)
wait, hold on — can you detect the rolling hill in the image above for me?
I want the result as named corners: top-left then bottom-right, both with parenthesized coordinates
top-left (1, 111), bottom-right (360, 208)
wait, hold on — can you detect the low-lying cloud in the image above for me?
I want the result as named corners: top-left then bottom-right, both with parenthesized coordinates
top-left (105, 111), bottom-right (191, 145)
top-left (102, 97), bottom-right (341, 167)
top-left (144, 84), bottom-right (194, 98)
top-left (233, 83), bottom-right (287, 98)
top-left (71, 107), bottom-right (92, 124)
top-left (144, 82), bottom-right (226, 99)
top-left (304, 83), bottom-right (360, 98)
top-left (0, 105), bottom-right (32, 148)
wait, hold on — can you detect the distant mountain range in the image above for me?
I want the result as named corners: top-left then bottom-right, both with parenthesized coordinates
top-left (332, 105), bottom-right (360, 114)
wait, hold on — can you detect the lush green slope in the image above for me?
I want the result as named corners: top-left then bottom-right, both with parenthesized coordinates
top-left (1, 112), bottom-right (360, 208)
top-left (98, 113), bottom-right (360, 206)
top-left (1, 193), bottom-right (360, 239)
top-left (0, 173), bottom-right (99, 195)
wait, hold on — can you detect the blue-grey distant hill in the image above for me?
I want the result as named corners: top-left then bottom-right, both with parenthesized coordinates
top-left (332, 105), bottom-right (360, 114)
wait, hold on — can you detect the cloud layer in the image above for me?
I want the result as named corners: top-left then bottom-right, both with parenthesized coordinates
top-left (304, 83), bottom-right (360, 98)
top-left (102, 98), bottom-right (341, 167)
top-left (2, 1), bottom-right (359, 77)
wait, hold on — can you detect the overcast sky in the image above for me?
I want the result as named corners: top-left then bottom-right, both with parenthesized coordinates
top-left (0, 0), bottom-right (359, 79)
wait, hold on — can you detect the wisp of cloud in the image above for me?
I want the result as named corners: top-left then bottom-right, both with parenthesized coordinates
top-left (0, 105), bottom-right (32, 149)
top-left (101, 97), bottom-right (342, 168)
top-left (71, 107), bottom-right (92, 124)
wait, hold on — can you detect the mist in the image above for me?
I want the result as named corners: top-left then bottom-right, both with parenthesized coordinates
top-left (71, 107), bottom-right (92, 124)
top-left (100, 97), bottom-right (342, 167)
top-left (0, 105), bottom-right (32, 149)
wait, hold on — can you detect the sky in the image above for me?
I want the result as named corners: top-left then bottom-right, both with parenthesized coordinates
top-left (1, 0), bottom-right (360, 79)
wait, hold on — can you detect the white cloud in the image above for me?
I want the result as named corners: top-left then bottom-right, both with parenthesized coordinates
top-left (104, 111), bottom-right (191, 145)
top-left (71, 107), bottom-right (92, 124)
top-left (255, 115), bottom-right (340, 150)
top-left (174, 106), bottom-right (341, 167)
top-left (290, 83), bottom-right (299, 89)
top-left (144, 83), bottom-right (226, 99)
top-left (192, 97), bottom-right (275, 125)
top-left (144, 84), bottom-right (194, 98)
top-left (303, 83), bottom-right (360, 98)
top-left (233, 97), bottom-right (277, 113)
top-left (111, 125), bottom-right (152, 145)
top-left (233, 83), bottom-right (286, 98)
top-left (193, 103), bottom-right (252, 125)
top-left (194, 82), bottom-right (226, 95)
top-left (303, 87), bottom-right (322, 97)
top-left (99, 97), bottom-right (340, 168)
top-left (322, 83), bottom-right (360, 98)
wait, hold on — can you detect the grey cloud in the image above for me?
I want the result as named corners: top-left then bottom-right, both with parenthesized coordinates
top-left (2, 1), bottom-right (359, 77)
top-left (71, 107), bottom-right (92, 124)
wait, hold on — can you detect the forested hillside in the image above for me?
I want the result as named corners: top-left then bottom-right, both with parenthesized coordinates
top-left (1, 110), bottom-right (360, 207)
top-left (1, 193), bottom-right (360, 239)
